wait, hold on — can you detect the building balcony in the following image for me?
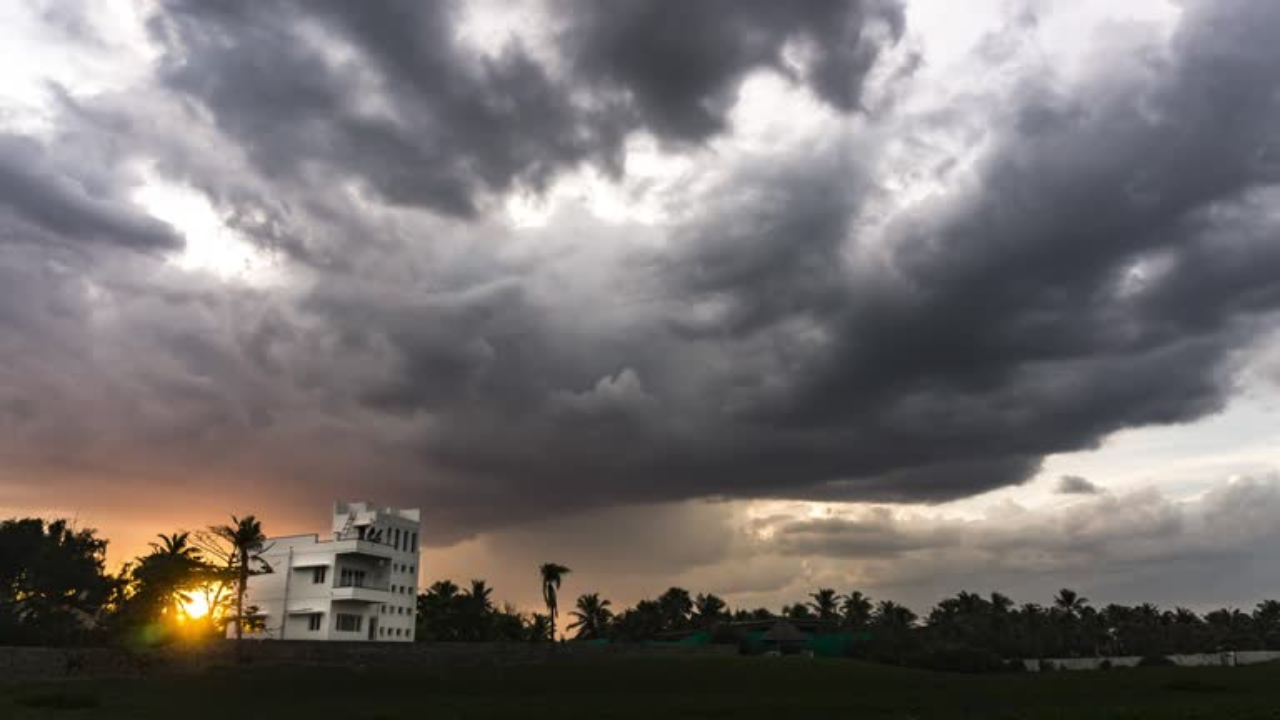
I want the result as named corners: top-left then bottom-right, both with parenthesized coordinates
top-left (329, 538), bottom-right (397, 559)
top-left (330, 583), bottom-right (390, 603)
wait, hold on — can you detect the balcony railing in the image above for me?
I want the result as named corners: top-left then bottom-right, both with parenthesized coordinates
top-left (334, 579), bottom-right (389, 591)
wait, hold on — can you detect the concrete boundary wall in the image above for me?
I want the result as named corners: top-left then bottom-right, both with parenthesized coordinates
top-left (0, 642), bottom-right (736, 681)
top-left (1022, 650), bottom-right (1280, 672)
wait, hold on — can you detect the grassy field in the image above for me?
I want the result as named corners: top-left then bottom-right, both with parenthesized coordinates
top-left (3, 656), bottom-right (1279, 720)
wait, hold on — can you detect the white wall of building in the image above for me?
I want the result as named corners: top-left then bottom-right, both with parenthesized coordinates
top-left (235, 502), bottom-right (421, 642)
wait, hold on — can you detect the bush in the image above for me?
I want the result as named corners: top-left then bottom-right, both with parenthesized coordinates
top-left (1138, 654), bottom-right (1177, 667)
top-left (1100, 659), bottom-right (1113, 670)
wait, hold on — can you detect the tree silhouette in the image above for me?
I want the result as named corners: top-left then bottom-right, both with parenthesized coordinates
top-left (417, 580), bottom-right (461, 641)
top-left (1053, 588), bottom-right (1089, 617)
top-left (200, 516), bottom-right (271, 644)
top-left (526, 612), bottom-right (555, 642)
top-left (808, 588), bottom-right (841, 621)
top-left (131, 531), bottom-right (214, 629)
top-left (539, 563), bottom-right (570, 636)
top-left (693, 593), bottom-right (728, 627)
top-left (657, 587), bottom-right (694, 630)
top-left (840, 591), bottom-right (874, 630)
top-left (568, 593), bottom-right (614, 639)
top-left (0, 518), bottom-right (111, 645)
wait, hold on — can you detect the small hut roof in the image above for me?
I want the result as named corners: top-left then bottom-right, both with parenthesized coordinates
top-left (762, 620), bottom-right (808, 643)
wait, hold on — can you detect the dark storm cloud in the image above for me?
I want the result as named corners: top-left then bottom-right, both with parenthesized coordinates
top-left (0, 133), bottom-right (180, 249)
top-left (145, 0), bottom-right (902, 217)
top-left (408, 0), bottom-right (1280, 511)
top-left (147, 0), bottom-right (626, 218)
top-left (558, 0), bottom-right (905, 139)
top-left (4, 0), bottom-right (1280, 541)
top-left (1057, 475), bottom-right (1101, 495)
top-left (143, 0), bottom-right (1280, 517)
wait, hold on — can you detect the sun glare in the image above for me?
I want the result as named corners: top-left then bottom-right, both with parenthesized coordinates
top-left (181, 591), bottom-right (211, 621)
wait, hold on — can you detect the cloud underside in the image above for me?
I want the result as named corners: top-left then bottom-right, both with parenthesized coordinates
top-left (1, 0), bottom-right (1280, 540)
top-left (425, 474), bottom-right (1280, 611)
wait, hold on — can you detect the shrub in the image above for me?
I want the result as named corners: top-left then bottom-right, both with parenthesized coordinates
top-left (1138, 654), bottom-right (1177, 667)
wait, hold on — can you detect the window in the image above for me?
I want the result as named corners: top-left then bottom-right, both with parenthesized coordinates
top-left (335, 614), bottom-right (363, 633)
top-left (393, 528), bottom-right (401, 549)
top-left (339, 568), bottom-right (367, 588)
top-left (308, 614), bottom-right (322, 631)
top-left (411, 532), bottom-right (417, 550)
top-left (312, 567), bottom-right (327, 584)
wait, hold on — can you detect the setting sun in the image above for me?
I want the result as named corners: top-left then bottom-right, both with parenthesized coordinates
top-left (178, 584), bottom-right (225, 623)
top-left (181, 592), bottom-right (211, 620)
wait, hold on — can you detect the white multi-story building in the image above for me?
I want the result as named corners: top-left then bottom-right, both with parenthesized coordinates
top-left (236, 502), bottom-right (421, 642)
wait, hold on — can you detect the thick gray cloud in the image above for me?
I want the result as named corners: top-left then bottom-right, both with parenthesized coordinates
top-left (558, 0), bottom-right (905, 139)
top-left (0, 133), bottom-right (180, 250)
top-left (394, 0), bottom-right (1280, 513)
top-left (2, 0), bottom-right (1280, 549)
top-left (146, 0), bottom-right (902, 217)
top-left (1056, 475), bottom-right (1101, 495)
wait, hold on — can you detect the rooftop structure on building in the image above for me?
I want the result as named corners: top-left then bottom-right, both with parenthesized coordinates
top-left (233, 501), bottom-right (421, 642)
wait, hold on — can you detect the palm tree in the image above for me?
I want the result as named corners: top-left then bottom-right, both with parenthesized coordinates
top-left (808, 588), bottom-right (841, 622)
top-left (840, 591), bottom-right (874, 630)
top-left (526, 612), bottom-right (555, 642)
top-left (1053, 588), bottom-right (1089, 617)
top-left (149, 531), bottom-right (202, 561)
top-left (209, 515), bottom-right (270, 643)
top-left (873, 600), bottom-right (917, 629)
top-left (464, 579), bottom-right (494, 613)
top-left (539, 563), bottom-right (570, 636)
top-left (417, 580), bottom-right (462, 641)
top-left (461, 579), bottom-right (495, 640)
top-left (144, 532), bottom-right (206, 618)
top-left (567, 593), bottom-right (614, 640)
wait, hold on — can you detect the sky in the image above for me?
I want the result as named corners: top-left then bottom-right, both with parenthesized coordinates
top-left (2, 0), bottom-right (1280, 618)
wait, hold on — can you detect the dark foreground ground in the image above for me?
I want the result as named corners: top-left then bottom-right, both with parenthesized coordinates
top-left (4, 656), bottom-right (1279, 720)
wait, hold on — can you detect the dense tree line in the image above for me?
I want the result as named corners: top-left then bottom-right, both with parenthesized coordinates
top-left (2, 516), bottom-right (268, 647)
top-left (5, 515), bottom-right (1279, 670)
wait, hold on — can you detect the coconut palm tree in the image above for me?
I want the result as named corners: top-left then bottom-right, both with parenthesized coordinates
top-left (208, 515), bottom-right (270, 643)
top-left (526, 612), bottom-right (555, 642)
top-left (808, 588), bottom-right (841, 622)
top-left (417, 580), bottom-right (462, 641)
top-left (141, 531), bottom-right (207, 621)
top-left (464, 579), bottom-right (494, 614)
top-left (539, 563), bottom-right (570, 635)
top-left (1053, 588), bottom-right (1089, 617)
top-left (840, 591), bottom-right (874, 630)
top-left (460, 579), bottom-right (495, 640)
top-left (567, 593), bottom-right (614, 639)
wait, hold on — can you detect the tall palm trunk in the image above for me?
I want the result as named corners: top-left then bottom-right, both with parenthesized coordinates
top-left (235, 549), bottom-right (248, 642)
